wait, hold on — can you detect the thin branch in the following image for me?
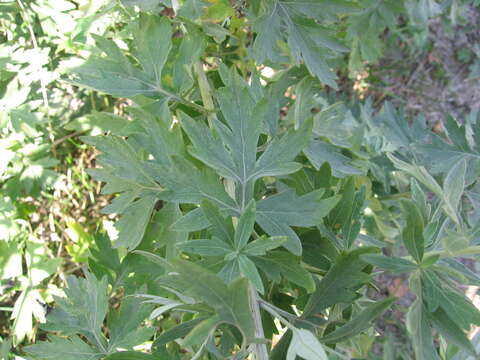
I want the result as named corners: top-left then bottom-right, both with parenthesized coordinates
top-left (248, 283), bottom-right (270, 360)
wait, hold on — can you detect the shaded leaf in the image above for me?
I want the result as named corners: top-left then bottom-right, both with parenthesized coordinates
top-left (361, 254), bottom-right (417, 273)
top-left (256, 189), bottom-right (340, 255)
top-left (303, 247), bottom-right (375, 317)
top-left (25, 336), bottom-right (103, 360)
top-left (429, 307), bottom-right (476, 356)
top-left (400, 200), bottom-right (424, 263)
top-left (321, 297), bottom-right (395, 343)
top-left (253, 251), bottom-right (315, 293)
top-left (406, 299), bottom-right (440, 360)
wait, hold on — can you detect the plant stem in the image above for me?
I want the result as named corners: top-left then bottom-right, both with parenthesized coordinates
top-left (167, 90), bottom-right (212, 114)
top-left (248, 282), bottom-right (270, 360)
top-left (194, 62), bottom-right (218, 126)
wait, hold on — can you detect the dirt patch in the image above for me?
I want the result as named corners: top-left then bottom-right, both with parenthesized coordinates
top-left (375, 5), bottom-right (480, 127)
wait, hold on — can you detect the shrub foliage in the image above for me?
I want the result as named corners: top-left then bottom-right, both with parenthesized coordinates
top-left (2, 0), bottom-right (480, 359)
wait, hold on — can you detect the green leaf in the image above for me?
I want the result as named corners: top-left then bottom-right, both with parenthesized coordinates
top-left (235, 200), bottom-right (256, 250)
top-left (387, 154), bottom-right (444, 198)
top-left (114, 196), bottom-right (157, 250)
top-left (152, 317), bottom-right (208, 350)
top-left (10, 239), bottom-right (60, 343)
top-left (406, 299), bottom-right (440, 360)
top-left (88, 233), bottom-right (120, 285)
top-left (347, 2), bottom-right (402, 71)
top-left (105, 351), bottom-right (162, 360)
top-left (135, 14), bottom-right (172, 88)
top-left (177, 0), bottom-right (207, 19)
top-left (66, 14), bottom-right (202, 108)
top-left (288, 77), bottom-right (317, 130)
top-left (173, 189), bottom-right (339, 256)
top-left (160, 259), bottom-right (256, 343)
top-left (180, 111), bottom-right (239, 181)
top-left (11, 288), bottom-right (48, 345)
top-left (415, 115), bottom-right (480, 174)
top-left (253, 251), bottom-right (315, 293)
top-left (400, 200), bottom-right (424, 263)
top-left (202, 0), bottom-right (234, 21)
top-left (120, 0), bottom-right (167, 12)
top-left (327, 177), bottom-right (365, 248)
top-left (42, 272), bottom-right (108, 351)
top-left (287, 328), bottom-right (328, 360)
top-left (127, 106), bottom-right (186, 167)
top-left (238, 255), bottom-right (264, 294)
top-left (286, 17), bottom-right (339, 88)
top-left (159, 156), bottom-right (238, 214)
top-left (201, 200), bottom-right (235, 244)
top-left (183, 70), bottom-right (311, 211)
top-left (440, 258), bottom-right (480, 286)
top-left (252, 1), bottom-right (351, 87)
top-left (411, 178), bottom-right (429, 222)
top-left (303, 247), bottom-right (375, 318)
top-left (253, 117), bottom-right (312, 178)
top-left (83, 135), bottom-right (162, 198)
top-left (212, 69), bottom-right (263, 208)
top-left (67, 15), bottom-right (172, 98)
top-left (421, 269), bottom-right (480, 330)
top-left (25, 336), bottom-right (103, 360)
top-left (321, 297), bottom-right (395, 343)
top-left (361, 254), bottom-right (417, 273)
top-left (218, 259), bottom-right (241, 284)
top-left (443, 159), bottom-right (466, 216)
top-left (453, 332), bottom-right (480, 360)
top-left (177, 238), bottom-right (233, 256)
top-left (107, 296), bottom-right (155, 351)
top-left (429, 307), bottom-right (476, 356)
top-left (182, 315), bottom-right (220, 347)
top-left (388, 154), bottom-right (460, 224)
top-left (149, 202), bottom-right (187, 259)
top-left (278, 0), bottom-right (359, 20)
top-left (0, 337), bottom-right (11, 360)
top-left (0, 240), bottom-right (22, 279)
top-left (65, 112), bottom-right (131, 136)
top-left (243, 236), bottom-right (287, 256)
top-left (82, 134), bottom-right (165, 251)
top-left (305, 140), bottom-right (363, 177)
top-left (256, 189), bottom-right (340, 255)
top-left (171, 207), bottom-right (209, 232)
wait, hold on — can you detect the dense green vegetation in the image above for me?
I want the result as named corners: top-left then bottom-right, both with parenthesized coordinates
top-left (1, 1), bottom-right (480, 359)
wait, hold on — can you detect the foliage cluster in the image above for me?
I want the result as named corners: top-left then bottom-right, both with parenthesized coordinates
top-left (1, 1), bottom-right (480, 360)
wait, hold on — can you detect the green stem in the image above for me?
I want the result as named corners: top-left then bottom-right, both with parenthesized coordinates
top-left (167, 90), bottom-right (212, 114)
top-left (248, 283), bottom-right (270, 360)
top-left (194, 62), bottom-right (218, 126)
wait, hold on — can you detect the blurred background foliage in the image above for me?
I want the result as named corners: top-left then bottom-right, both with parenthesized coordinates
top-left (0, 0), bottom-right (479, 358)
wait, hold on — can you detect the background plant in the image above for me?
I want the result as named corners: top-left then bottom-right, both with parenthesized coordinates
top-left (1, 0), bottom-right (480, 359)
